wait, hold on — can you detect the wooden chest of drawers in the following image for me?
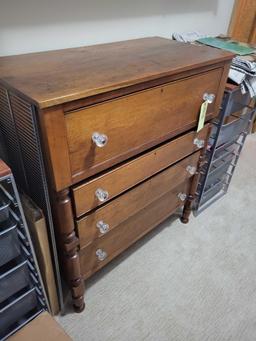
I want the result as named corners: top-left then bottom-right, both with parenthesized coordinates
top-left (0, 37), bottom-right (233, 312)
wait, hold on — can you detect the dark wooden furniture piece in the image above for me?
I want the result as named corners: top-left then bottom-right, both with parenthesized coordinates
top-left (0, 37), bottom-right (233, 312)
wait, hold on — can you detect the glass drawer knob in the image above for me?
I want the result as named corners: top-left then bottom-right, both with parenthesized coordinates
top-left (96, 220), bottom-right (109, 234)
top-left (96, 249), bottom-right (108, 261)
top-left (92, 132), bottom-right (108, 147)
top-left (186, 165), bottom-right (197, 175)
top-left (203, 93), bottom-right (215, 104)
top-left (178, 192), bottom-right (187, 202)
top-left (95, 188), bottom-right (109, 202)
top-left (193, 138), bottom-right (205, 149)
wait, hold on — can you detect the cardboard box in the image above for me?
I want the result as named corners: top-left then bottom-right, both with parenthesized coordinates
top-left (21, 194), bottom-right (59, 315)
top-left (9, 312), bottom-right (72, 341)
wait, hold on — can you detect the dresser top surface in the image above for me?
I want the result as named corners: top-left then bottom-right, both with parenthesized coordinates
top-left (0, 37), bottom-right (233, 109)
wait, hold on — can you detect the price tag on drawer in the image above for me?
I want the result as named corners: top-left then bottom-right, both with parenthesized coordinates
top-left (197, 100), bottom-right (208, 132)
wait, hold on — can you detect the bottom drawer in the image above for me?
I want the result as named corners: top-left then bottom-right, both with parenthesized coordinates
top-left (0, 288), bottom-right (38, 332)
top-left (80, 180), bottom-right (191, 279)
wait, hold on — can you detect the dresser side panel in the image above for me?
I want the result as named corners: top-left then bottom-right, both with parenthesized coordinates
top-left (38, 107), bottom-right (72, 192)
top-left (213, 60), bottom-right (232, 118)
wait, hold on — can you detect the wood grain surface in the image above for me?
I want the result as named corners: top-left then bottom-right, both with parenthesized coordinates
top-left (72, 126), bottom-right (210, 217)
top-left (79, 180), bottom-right (191, 279)
top-left (0, 37), bottom-right (233, 108)
top-left (76, 151), bottom-right (200, 248)
top-left (66, 69), bottom-right (221, 180)
top-left (228, 0), bottom-right (256, 44)
top-left (0, 37), bottom-right (233, 312)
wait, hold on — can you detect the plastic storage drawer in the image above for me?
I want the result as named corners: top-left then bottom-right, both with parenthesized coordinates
top-left (0, 261), bottom-right (30, 303)
top-left (0, 191), bottom-right (10, 223)
top-left (201, 180), bottom-right (225, 205)
top-left (0, 218), bottom-right (20, 267)
top-left (206, 153), bottom-right (234, 186)
top-left (0, 288), bottom-right (38, 332)
top-left (213, 142), bottom-right (238, 161)
top-left (211, 109), bottom-right (252, 147)
top-left (221, 85), bottom-right (251, 118)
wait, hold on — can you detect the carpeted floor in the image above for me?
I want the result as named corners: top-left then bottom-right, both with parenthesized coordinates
top-left (57, 134), bottom-right (256, 341)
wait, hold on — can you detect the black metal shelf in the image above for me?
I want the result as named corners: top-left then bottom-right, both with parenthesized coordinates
top-left (0, 164), bottom-right (48, 340)
top-left (195, 85), bottom-right (255, 214)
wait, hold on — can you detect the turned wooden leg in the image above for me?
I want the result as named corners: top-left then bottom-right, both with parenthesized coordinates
top-left (55, 189), bottom-right (85, 312)
top-left (181, 127), bottom-right (211, 224)
top-left (180, 160), bottom-right (201, 224)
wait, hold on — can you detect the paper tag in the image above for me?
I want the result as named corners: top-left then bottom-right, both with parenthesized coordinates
top-left (197, 100), bottom-right (208, 132)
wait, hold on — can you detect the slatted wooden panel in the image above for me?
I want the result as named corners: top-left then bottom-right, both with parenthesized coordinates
top-left (0, 86), bottom-right (28, 190)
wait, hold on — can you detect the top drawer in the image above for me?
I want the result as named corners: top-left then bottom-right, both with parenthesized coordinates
top-left (65, 68), bottom-right (222, 180)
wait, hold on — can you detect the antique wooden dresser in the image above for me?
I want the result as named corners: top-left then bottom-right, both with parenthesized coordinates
top-left (0, 37), bottom-right (233, 312)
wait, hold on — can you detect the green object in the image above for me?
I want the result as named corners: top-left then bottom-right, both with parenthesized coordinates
top-left (197, 37), bottom-right (255, 55)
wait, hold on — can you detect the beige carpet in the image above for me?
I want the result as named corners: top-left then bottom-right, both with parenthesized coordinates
top-left (56, 134), bottom-right (256, 341)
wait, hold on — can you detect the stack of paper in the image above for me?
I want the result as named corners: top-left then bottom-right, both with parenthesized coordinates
top-left (172, 32), bottom-right (256, 98)
top-left (172, 31), bottom-right (208, 43)
top-left (229, 57), bottom-right (256, 97)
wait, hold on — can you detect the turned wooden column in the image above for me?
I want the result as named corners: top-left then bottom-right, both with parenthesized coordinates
top-left (55, 189), bottom-right (85, 312)
top-left (181, 126), bottom-right (211, 224)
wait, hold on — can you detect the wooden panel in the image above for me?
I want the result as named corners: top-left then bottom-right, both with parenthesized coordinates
top-left (0, 38), bottom-right (233, 109)
top-left (73, 125), bottom-right (210, 216)
top-left (62, 63), bottom-right (229, 113)
top-left (9, 311), bottom-right (72, 341)
top-left (228, 0), bottom-right (256, 44)
top-left (77, 151), bottom-right (200, 247)
top-left (79, 180), bottom-right (191, 279)
top-left (66, 69), bottom-right (222, 181)
top-left (38, 107), bottom-right (72, 191)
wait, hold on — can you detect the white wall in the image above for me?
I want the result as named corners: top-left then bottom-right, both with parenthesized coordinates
top-left (0, 0), bottom-right (234, 56)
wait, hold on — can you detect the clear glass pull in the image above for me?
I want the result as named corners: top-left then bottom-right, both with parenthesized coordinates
top-left (186, 165), bottom-right (197, 175)
top-left (203, 93), bottom-right (215, 104)
top-left (193, 138), bottom-right (205, 149)
top-left (178, 192), bottom-right (187, 202)
top-left (96, 249), bottom-right (108, 261)
top-left (92, 132), bottom-right (108, 147)
top-left (96, 220), bottom-right (110, 234)
top-left (95, 188), bottom-right (109, 202)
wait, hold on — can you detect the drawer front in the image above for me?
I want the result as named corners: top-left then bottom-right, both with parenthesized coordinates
top-left (0, 288), bottom-right (38, 333)
top-left (0, 261), bottom-right (30, 304)
top-left (66, 68), bottom-right (222, 180)
top-left (73, 125), bottom-right (210, 217)
top-left (79, 180), bottom-right (191, 279)
top-left (0, 222), bottom-right (20, 268)
top-left (77, 150), bottom-right (200, 248)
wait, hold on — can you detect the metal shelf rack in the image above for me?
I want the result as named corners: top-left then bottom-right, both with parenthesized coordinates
top-left (0, 160), bottom-right (48, 340)
top-left (195, 85), bottom-right (255, 214)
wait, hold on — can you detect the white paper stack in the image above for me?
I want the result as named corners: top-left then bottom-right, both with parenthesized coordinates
top-left (172, 31), bottom-right (208, 43)
top-left (172, 31), bottom-right (256, 98)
